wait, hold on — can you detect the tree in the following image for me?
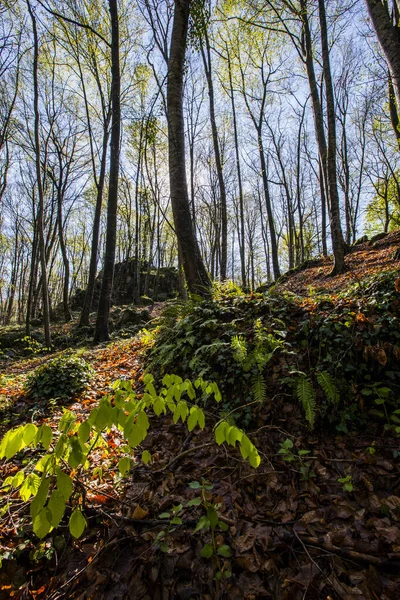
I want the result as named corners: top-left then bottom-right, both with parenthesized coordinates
top-left (317, 0), bottom-right (346, 273)
top-left (27, 0), bottom-right (52, 347)
top-left (94, 0), bottom-right (121, 342)
top-left (365, 0), bottom-right (400, 110)
top-left (167, 0), bottom-right (211, 296)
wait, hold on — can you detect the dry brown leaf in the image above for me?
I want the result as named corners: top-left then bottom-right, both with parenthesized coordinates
top-left (132, 505), bottom-right (148, 520)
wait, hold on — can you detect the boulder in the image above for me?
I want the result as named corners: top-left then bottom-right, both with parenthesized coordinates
top-left (120, 307), bottom-right (140, 326)
top-left (353, 235), bottom-right (368, 246)
top-left (369, 232), bottom-right (388, 246)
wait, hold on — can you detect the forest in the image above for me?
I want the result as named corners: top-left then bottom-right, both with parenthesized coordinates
top-left (1, 0), bottom-right (400, 598)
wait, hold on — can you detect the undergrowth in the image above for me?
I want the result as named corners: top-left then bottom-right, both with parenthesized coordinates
top-left (145, 273), bottom-right (400, 432)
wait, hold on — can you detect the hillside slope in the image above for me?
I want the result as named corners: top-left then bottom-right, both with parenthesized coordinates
top-left (278, 229), bottom-right (400, 296)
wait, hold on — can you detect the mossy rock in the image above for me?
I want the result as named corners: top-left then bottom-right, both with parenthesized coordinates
top-left (137, 296), bottom-right (154, 306)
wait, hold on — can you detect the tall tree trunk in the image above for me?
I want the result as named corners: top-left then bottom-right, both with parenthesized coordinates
top-left (388, 70), bottom-right (400, 148)
top-left (5, 223), bottom-right (19, 325)
top-left (226, 46), bottom-right (246, 286)
top-left (318, 0), bottom-right (346, 274)
top-left (365, 0), bottom-right (400, 109)
top-left (27, 0), bottom-right (51, 347)
top-left (79, 123), bottom-right (110, 327)
top-left (167, 0), bottom-right (211, 296)
top-left (201, 30), bottom-right (228, 280)
top-left (56, 180), bottom-right (72, 322)
top-left (258, 130), bottom-right (281, 279)
top-left (319, 160), bottom-right (328, 256)
top-left (94, 0), bottom-right (121, 342)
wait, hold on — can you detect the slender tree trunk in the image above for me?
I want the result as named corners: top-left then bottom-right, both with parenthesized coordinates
top-left (258, 130), bottom-right (281, 279)
top-left (318, 0), bottom-right (346, 274)
top-left (167, 0), bottom-right (211, 296)
top-left (319, 160), bottom-right (328, 256)
top-left (56, 181), bottom-right (72, 322)
top-left (226, 47), bottom-right (246, 286)
top-left (201, 30), bottom-right (227, 280)
top-left (94, 0), bottom-right (121, 342)
top-left (27, 0), bottom-right (51, 347)
top-left (5, 224), bottom-right (19, 325)
top-left (79, 122), bottom-right (110, 327)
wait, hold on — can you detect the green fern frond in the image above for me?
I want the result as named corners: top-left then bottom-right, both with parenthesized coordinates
top-left (296, 376), bottom-right (317, 428)
top-left (316, 371), bottom-right (339, 404)
top-left (252, 372), bottom-right (267, 403)
top-left (231, 335), bottom-right (247, 363)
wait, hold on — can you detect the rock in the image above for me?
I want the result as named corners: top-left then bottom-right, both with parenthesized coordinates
top-left (369, 232), bottom-right (388, 246)
top-left (139, 309), bottom-right (150, 321)
top-left (120, 307), bottom-right (140, 326)
top-left (30, 318), bottom-right (42, 326)
top-left (256, 282), bottom-right (273, 293)
top-left (354, 235), bottom-right (368, 245)
top-left (137, 295), bottom-right (153, 306)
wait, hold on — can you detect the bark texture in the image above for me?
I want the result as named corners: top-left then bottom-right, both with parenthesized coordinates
top-left (167, 0), bottom-right (211, 297)
top-left (366, 0), bottom-right (400, 108)
top-left (94, 0), bottom-right (121, 342)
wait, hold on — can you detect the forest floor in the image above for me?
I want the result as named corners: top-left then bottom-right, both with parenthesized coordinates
top-left (1, 232), bottom-right (400, 600)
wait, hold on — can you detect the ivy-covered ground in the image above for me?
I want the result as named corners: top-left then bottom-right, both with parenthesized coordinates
top-left (1, 232), bottom-right (400, 599)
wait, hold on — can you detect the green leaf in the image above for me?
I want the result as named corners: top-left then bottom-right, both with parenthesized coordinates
top-left (248, 450), bottom-right (261, 469)
top-left (94, 401), bottom-right (113, 431)
top-left (118, 457), bottom-right (131, 476)
top-left (12, 470), bottom-right (24, 489)
top-left (240, 435), bottom-right (252, 460)
top-left (0, 426), bottom-right (25, 459)
top-left (194, 515), bottom-right (210, 532)
top-left (141, 450), bottom-right (151, 465)
top-left (187, 407), bottom-right (198, 432)
top-left (173, 401), bottom-right (188, 424)
top-left (23, 423), bottom-right (38, 445)
top-left (36, 425), bottom-right (53, 450)
top-left (215, 422), bottom-right (228, 446)
top-left (153, 397), bottom-right (165, 416)
top-left (69, 509), bottom-right (87, 539)
top-left (197, 408), bottom-right (205, 429)
top-left (217, 545), bottom-right (232, 557)
top-left (227, 426), bottom-right (242, 447)
top-left (48, 490), bottom-right (66, 528)
top-left (20, 473), bottom-right (41, 502)
top-left (59, 411), bottom-right (76, 434)
top-left (33, 507), bottom-right (52, 539)
top-left (68, 437), bottom-right (84, 468)
top-left (207, 506), bottom-right (219, 530)
top-left (200, 543), bottom-right (214, 558)
top-left (187, 498), bottom-right (202, 507)
top-left (189, 481), bottom-right (202, 489)
top-left (78, 421), bottom-right (91, 444)
top-left (170, 516), bottom-right (182, 525)
top-left (55, 434), bottom-right (68, 459)
top-left (137, 410), bottom-right (149, 432)
top-left (30, 478), bottom-right (50, 518)
top-left (56, 469), bottom-right (73, 501)
top-left (128, 424), bottom-right (145, 448)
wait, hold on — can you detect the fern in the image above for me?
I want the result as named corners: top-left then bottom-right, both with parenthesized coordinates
top-left (316, 370), bottom-right (339, 404)
top-left (252, 373), bottom-right (267, 404)
top-left (231, 335), bottom-right (247, 363)
top-left (296, 376), bottom-right (317, 428)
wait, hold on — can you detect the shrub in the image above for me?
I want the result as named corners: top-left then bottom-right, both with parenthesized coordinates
top-left (24, 355), bottom-right (94, 401)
